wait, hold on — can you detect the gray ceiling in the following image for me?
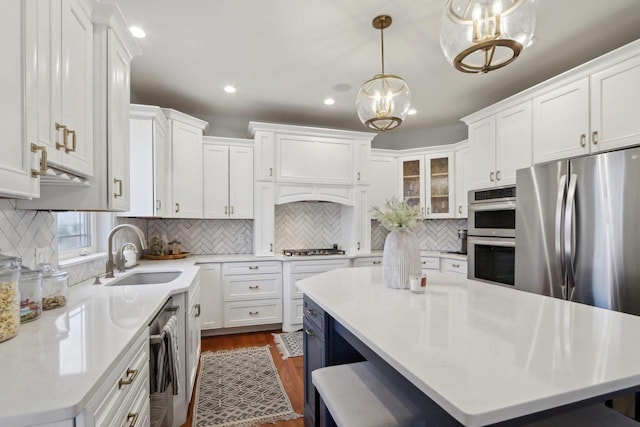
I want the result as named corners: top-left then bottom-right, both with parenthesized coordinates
top-left (112, 0), bottom-right (640, 135)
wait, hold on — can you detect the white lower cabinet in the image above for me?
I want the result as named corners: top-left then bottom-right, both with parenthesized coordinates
top-left (186, 274), bottom-right (201, 404)
top-left (84, 327), bottom-right (150, 427)
top-left (282, 259), bottom-right (350, 332)
top-left (199, 264), bottom-right (223, 331)
top-left (441, 258), bottom-right (468, 277)
top-left (421, 256), bottom-right (440, 272)
top-left (222, 261), bottom-right (283, 328)
top-left (352, 255), bottom-right (383, 267)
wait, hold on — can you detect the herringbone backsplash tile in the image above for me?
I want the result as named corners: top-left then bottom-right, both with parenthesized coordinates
top-left (148, 219), bottom-right (253, 254)
top-left (372, 219), bottom-right (468, 251)
top-left (275, 202), bottom-right (341, 252)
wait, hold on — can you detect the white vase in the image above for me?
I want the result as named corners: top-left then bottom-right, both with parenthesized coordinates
top-left (382, 228), bottom-right (421, 289)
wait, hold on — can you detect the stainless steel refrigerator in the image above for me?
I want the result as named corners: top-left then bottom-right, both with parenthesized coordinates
top-left (515, 146), bottom-right (640, 316)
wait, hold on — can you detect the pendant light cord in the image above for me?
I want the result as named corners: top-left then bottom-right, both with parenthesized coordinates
top-left (380, 24), bottom-right (385, 75)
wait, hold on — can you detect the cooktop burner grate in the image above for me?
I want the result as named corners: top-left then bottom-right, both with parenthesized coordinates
top-left (282, 248), bottom-right (346, 256)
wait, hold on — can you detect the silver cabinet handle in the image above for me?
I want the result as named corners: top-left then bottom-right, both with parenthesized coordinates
top-left (30, 143), bottom-right (48, 177)
top-left (195, 304), bottom-right (201, 317)
top-left (249, 311), bottom-right (259, 315)
top-left (458, 205), bottom-right (462, 214)
top-left (357, 242), bottom-right (360, 250)
top-left (580, 133), bottom-right (586, 147)
top-left (427, 207), bottom-right (430, 215)
top-left (269, 243), bottom-right (273, 252)
top-left (224, 206), bottom-right (228, 215)
top-left (305, 308), bottom-right (316, 315)
top-left (269, 167), bottom-right (273, 177)
top-left (357, 172), bottom-right (361, 181)
top-left (231, 206), bottom-right (234, 215)
top-left (113, 178), bottom-right (123, 198)
top-left (592, 130), bottom-right (599, 145)
top-left (156, 199), bottom-right (161, 210)
top-left (249, 266), bottom-right (259, 270)
top-left (490, 171), bottom-right (495, 182)
top-left (175, 203), bottom-right (180, 213)
top-left (421, 207), bottom-right (424, 215)
top-left (372, 260), bottom-right (381, 265)
top-left (496, 170), bottom-right (501, 181)
top-left (305, 329), bottom-right (315, 336)
top-left (452, 263), bottom-right (460, 268)
top-left (249, 285), bottom-right (260, 289)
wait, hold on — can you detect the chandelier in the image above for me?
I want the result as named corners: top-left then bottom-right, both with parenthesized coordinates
top-left (440, 0), bottom-right (537, 73)
top-left (356, 15), bottom-right (411, 132)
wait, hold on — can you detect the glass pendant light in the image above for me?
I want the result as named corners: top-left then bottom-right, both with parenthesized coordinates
top-left (356, 15), bottom-right (411, 132)
top-left (440, 0), bottom-right (537, 73)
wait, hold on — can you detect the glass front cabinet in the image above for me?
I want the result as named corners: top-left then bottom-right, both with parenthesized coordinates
top-left (401, 153), bottom-right (455, 219)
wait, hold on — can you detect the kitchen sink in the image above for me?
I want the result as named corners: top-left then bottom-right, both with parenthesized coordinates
top-left (107, 270), bottom-right (182, 286)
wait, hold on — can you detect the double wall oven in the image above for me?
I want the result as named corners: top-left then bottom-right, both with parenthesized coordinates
top-left (467, 186), bottom-right (516, 287)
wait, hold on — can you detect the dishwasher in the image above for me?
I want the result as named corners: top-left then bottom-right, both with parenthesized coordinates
top-left (148, 297), bottom-right (181, 427)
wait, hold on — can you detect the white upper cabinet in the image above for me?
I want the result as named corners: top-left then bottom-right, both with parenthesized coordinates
top-left (253, 181), bottom-right (275, 256)
top-left (400, 151), bottom-right (456, 218)
top-left (454, 144), bottom-right (470, 218)
top-left (590, 54), bottom-right (640, 152)
top-left (35, 0), bottom-right (94, 178)
top-left (369, 151), bottom-right (398, 208)
top-left (355, 139), bottom-right (371, 184)
top-left (252, 130), bottom-right (275, 182)
top-left (532, 78), bottom-right (590, 163)
top-left (203, 138), bottom-right (254, 219)
top-left (164, 109), bottom-right (208, 218)
top-left (121, 104), bottom-right (169, 217)
top-left (0, 1), bottom-right (40, 199)
top-left (466, 101), bottom-right (532, 190)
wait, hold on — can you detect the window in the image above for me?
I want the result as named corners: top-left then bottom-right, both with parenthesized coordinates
top-left (58, 212), bottom-right (97, 259)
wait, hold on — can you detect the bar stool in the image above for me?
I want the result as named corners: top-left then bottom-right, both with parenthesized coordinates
top-left (312, 361), bottom-right (429, 427)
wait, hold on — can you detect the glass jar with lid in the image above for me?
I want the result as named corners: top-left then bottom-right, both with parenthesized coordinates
top-left (0, 254), bottom-right (21, 342)
top-left (39, 263), bottom-right (69, 310)
top-left (19, 267), bottom-right (42, 323)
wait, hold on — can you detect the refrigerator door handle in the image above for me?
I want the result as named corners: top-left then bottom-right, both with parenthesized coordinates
top-left (564, 174), bottom-right (578, 300)
top-left (555, 174), bottom-right (568, 293)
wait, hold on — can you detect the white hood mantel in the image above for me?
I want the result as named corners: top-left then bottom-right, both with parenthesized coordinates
top-left (275, 182), bottom-right (355, 206)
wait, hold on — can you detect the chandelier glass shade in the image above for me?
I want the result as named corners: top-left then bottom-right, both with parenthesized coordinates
top-left (356, 15), bottom-right (411, 132)
top-left (440, 0), bottom-right (537, 73)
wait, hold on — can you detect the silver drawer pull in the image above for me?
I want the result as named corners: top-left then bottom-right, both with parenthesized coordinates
top-left (248, 266), bottom-right (259, 270)
top-left (372, 261), bottom-right (381, 265)
top-left (305, 329), bottom-right (315, 336)
top-left (195, 304), bottom-right (201, 318)
top-left (118, 368), bottom-right (138, 388)
top-left (452, 263), bottom-right (460, 268)
top-left (249, 311), bottom-right (259, 315)
top-left (126, 413), bottom-right (139, 427)
top-left (249, 285), bottom-right (260, 289)
top-left (305, 308), bottom-right (316, 315)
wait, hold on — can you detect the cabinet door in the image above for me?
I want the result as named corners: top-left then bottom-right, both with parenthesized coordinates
top-left (253, 130), bottom-right (274, 181)
top-left (186, 277), bottom-right (201, 403)
top-left (591, 54), bottom-right (640, 153)
top-left (203, 144), bottom-right (229, 218)
top-left (425, 153), bottom-right (454, 218)
top-left (532, 78), bottom-right (590, 163)
top-left (303, 318), bottom-right (325, 426)
top-left (0, 1), bottom-right (39, 199)
top-left (355, 139), bottom-right (371, 184)
top-left (455, 146), bottom-right (469, 218)
top-left (468, 116), bottom-right (496, 190)
top-left (369, 153), bottom-right (398, 208)
top-left (253, 181), bottom-right (275, 256)
top-left (153, 119), bottom-right (168, 217)
top-left (496, 101), bottom-right (532, 186)
top-left (400, 156), bottom-right (425, 214)
top-left (229, 145), bottom-right (254, 219)
top-left (200, 264), bottom-right (222, 330)
top-left (355, 187), bottom-right (370, 253)
top-left (59, 0), bottom-right (93, 176)
top-left (171, 120), bottom-right (203, 218)
top-left (107, 31), bottom-right (131, 210)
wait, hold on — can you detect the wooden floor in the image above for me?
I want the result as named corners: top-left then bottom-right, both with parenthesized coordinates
top-left (182, 330), bottom-right (305, 427)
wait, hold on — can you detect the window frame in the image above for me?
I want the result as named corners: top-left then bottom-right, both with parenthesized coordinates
top-left (57, 212), bottom-right (98, 260)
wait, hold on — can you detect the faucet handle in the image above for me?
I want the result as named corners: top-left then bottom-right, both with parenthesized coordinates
top-left (115, 253), bottom-right (126, 273)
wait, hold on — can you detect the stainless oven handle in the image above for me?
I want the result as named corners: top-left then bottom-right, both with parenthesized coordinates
top-left (564, 174), bottom-right (578, 301)
top-left (468, 237), bottom-right (515, 247)
top-left (468, 201), bottom-right (516, 212)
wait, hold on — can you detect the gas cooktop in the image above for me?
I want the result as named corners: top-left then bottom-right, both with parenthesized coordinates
top-left (282, 248), bottom-right (346, 256)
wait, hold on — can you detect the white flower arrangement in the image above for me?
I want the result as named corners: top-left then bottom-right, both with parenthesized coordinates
top-left (370, 197), bottom-right (425, 232)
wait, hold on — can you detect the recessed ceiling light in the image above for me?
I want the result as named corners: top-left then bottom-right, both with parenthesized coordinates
top-left (224, 85), bottom-right (237, 94)
top-left (129, 26), bottom-right (146, 39)
top-left (408, 109), bottom-right (417, 115)
top-left (324, 98), bottom-right (335, 106)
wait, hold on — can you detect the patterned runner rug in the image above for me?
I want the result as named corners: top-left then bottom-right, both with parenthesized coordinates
top-left (272, 331), bottom-right (304, 359)
top-left (193, 346), bottom-right (302, 427)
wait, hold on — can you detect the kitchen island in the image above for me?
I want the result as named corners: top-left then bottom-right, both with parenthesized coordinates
top-left (297, 267), bottom-right (640, 427)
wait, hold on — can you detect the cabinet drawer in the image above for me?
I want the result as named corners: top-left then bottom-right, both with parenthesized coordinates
top-left (442, 258), bottom-right (468, 276)
top-left (223, 261), bottom-right (282, 275)
top-left (287, 259), bottom-right (350, 274)
top-left (92, 330), bottom-right (149, 427)
top-left (303, 295), bottom-right (325, 334)
top-left (223, 274), bottom-right (282, 301)
top-left (421, 256), bottom-right (439, 270)
top-left (352, 257), bottom-right (382, 267)
top-left (224, 299), bottom-right (283, 327)
top-left (110, 362), bottom-right (150, 427)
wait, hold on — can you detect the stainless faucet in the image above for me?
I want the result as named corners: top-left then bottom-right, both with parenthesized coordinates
top-left (106, 224), bottom-right (148, 278)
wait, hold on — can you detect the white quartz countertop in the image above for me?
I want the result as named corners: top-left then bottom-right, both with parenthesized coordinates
top-left (297, 267), bottom-right (640, 427)
top-left (0, 260), bottom-right (200, 427)
top-left (192, 250), bottom-right (466, 263)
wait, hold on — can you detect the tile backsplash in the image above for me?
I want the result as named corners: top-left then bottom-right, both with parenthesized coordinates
top-left (274, 202), bottom-right (341, 253)
top-left (371, 219), bottom-right (468, 252)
